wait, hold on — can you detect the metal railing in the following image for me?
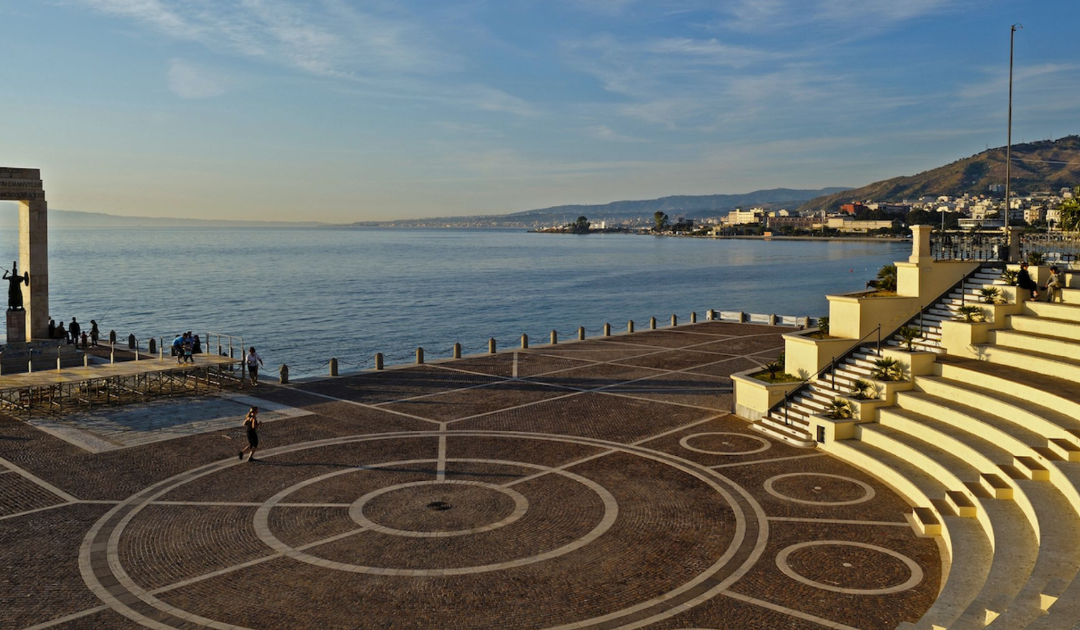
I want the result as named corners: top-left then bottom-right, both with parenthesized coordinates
top-left (1020, 232), bottom-right (1080, 267)
top-left (769, 259), bottom-right (1005, 428)
top-left (931, 230), bottom-right (1009, 261)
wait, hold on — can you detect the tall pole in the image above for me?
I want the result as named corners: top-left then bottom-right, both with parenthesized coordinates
top-left (1004, 23), bottom-right (1022, 230)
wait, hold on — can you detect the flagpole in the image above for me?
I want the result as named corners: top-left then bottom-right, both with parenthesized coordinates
top-left (1004, 23), bottom-right (1022, 230)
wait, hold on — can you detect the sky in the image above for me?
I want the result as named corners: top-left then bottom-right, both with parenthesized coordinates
top-left (1, 0), bottom-right (1078, 222)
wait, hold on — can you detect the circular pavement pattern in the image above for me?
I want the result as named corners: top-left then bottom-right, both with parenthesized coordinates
top-left (679, 432), bottom-right (772, 455)
top-left (776, 541), bottom-right (924, 595)
top-left (80, 431), bottom-right (770, 629)
top-left (764, 472), bottom-right (876, 506)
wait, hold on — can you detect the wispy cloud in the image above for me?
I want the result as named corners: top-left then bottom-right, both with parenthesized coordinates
top-left (167, 59), bottom-right (225, 99)
top-left (587, 125), bottom-right (647, 142)
top-left (718, 0), bottom-right (956, 33)
top-left (74, 0), bottom-right (449, 77)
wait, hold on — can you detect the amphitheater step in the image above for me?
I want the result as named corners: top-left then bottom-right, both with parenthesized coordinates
top-left (991, 328), bottom-right (1080, 359)
top-left (913, 506), bottom-right (942, 536)
top-left (826, 440), bottom-right (996, 630)
top-left (978, 474), bottom-right (1013, 500)
top-left (1049, 439), bottom-right (1080, 462)
top-left (1025, 300), bottom-right (1080, 323)
top-left (1041, 577), bottom-right (1069, 611)
top-left (971, 345), bottom-right (1080, 386)
top-left (1008, 314), bottom-right (1080, 339)
top-left (1015, 456), bottom-right (1051, 481)
top-left (947, 490), bottom-right (977, 517)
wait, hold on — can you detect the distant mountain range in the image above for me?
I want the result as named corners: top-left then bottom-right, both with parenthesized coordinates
top-left (348, 188), bottom-right (851, 227)
top-left (799, 135), bottom-right (1080, 213)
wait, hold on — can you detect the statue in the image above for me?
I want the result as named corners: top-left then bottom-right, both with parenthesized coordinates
top-left (4, 261), bottom-right (29, 311)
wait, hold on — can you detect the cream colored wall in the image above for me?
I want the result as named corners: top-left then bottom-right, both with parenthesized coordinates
top-left (783, 332), bottom-right (858, 379)
top-left (828, 294), bottom-right (920, 340)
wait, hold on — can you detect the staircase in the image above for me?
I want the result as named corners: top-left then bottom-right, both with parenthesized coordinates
top-left (754, 265), bottom-right (1005, 447)
top-left (827, 278), bottom-right (1080, 629)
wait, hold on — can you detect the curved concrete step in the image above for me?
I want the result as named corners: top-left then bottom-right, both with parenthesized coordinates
top-left (828, 439), bottom-right (993, 630)
top-left (1009, 314), bottom-right (1080, 339)
top-left (991, 329), bottom-right (1080, 358)
top-left (969, 345), bottom-right (1080, 385)
top-left (856, 424), bottom-right (1040, 630)
top-left (879, 407), bottom-right (1080, 628)
top-left (1025, 301), bottom-right (1080, 323)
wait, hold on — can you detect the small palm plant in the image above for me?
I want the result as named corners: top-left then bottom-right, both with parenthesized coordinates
top-left (898, 326), bottom-right (921, 351)
top-left (817, 316), bottom-right (830, 336)
top-left (1027, 251), bottom-right (1045, 266)
top-left (956, 305), bottom-right (987, 323)
top-left (979, 286), bottom-right (1004, 304)
top-left (876, 264), bottom-right (898, 292)
top-left (871, 357), bottom-right (905, 382)
top-left (764, 360), bottom-right (783, 380)
top-left (827, 397), bottom-right (854, 419)
top-left (1001, 269), bottom-right (1018, 286)
top-left (849, 379), bottom-right (876, 400)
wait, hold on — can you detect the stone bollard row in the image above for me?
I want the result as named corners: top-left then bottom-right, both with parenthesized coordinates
top-left (671, 314), bottom-right (677, 327)
top-left (550, 330), bottom-right (557, 345)
top-left (603, 323), bottom-right (611, 336)
top-left (628, 320), bottom-right (635, 333)
top-left (521, 334), bottom-right (529, 349)
top-left (649, 317), bottom-right (656, 330)
top-left (578, 327), bottom-right (585, 341)
top-left (329, 358), bottom-right (339, 376)
top-left (416, 347), bottom-right (425, 364)
top-left (488, 338), bottom-right (497, 354)
top-left (375, 353), bottom-right (384, 370)
top-left (453, 343), bottom-right (461, 359)
top-left (690, 311), bottom-right (697, 323)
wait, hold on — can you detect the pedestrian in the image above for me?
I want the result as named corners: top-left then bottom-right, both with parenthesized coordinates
top-left (1045, 266), bottom-right (1064, 303)
top-left (80, 331), bottom-right (89, 349)
top-left (245, 347), bottom-right (264, 386)
top-left (238, 407), bottom-right (260, 462)
top-left (1017, 262), bottom-right (1038, 301)
top-left (89, 320), bottom-right (99, 347)
top-left (56, 320), bottom-right (67, 342)
top-left (47, 318), bottom-right (55, 339)
top-left (172, 334), bottom-right (184, 364)
top-left (183, 341), bottom-right (194, 364)
top-left (69, 318), bottom-right (81, 345)
top-left (192, 335), bottom-right (202, 354)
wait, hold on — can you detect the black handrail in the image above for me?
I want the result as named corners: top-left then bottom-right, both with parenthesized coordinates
top-left (780, 324), bottom-right (881, 427)
top-left (772, 258), bottom-right (1005, 427)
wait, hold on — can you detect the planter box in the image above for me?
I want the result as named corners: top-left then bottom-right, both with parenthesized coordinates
top-left (940, 319), bottom-right (998, 359)
top-left (827, 292), bottom-right (920, 340)
top-left (732, 368), bottom-right (802, 422)
top-left (783, 328), bottom-right (859, 380)
top-left (807, 413), bottom-right (866, 443)
top-left (880, 348), bottom-right (937, 380)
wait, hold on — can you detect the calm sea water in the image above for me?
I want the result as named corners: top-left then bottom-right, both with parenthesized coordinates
top-left (4, 228), bottom-right (908, 378)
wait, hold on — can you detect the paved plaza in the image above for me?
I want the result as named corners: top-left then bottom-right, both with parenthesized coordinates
top-left (0, 322), bottom-right (940, 629)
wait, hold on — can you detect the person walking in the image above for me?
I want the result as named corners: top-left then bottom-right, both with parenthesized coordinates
top-left (56, 320), bottom-right (67, 343)
top-left (238, 407), bottom-right (260, 462)
top-left (48, 318), bottom-right (55, 339)
top-left (1017, 262), bottom-right (1038, 301)
top-left (89, 320), bottom-right (99, 347)
top-left (245, 347), bottom-right (264, 386)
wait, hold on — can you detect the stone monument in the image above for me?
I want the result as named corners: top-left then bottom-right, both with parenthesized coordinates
top-left (0, 168), bottom-right (49, 341)
top-left (4, 261), bottom-right (29, 342)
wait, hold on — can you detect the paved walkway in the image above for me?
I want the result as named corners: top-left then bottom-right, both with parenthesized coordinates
top-left (0, 322), bottom-right (940, 630)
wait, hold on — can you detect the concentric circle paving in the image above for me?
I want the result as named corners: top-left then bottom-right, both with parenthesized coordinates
top-left (763, 472), bottom-right (876, 506)
top-left (680, 432), bottom-right (771, 455)
top-left (776, 541), bottom-right (924, 595)
top-left (80, 431), bottom-right (768, 629)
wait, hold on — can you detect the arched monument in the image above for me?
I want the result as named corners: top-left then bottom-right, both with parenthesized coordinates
top-left (0, 168), bottom-right (49, 341)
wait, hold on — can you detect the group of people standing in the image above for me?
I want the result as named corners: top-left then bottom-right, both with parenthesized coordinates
top-left (47, 317), bottom-right (99, 348)
top-left (171, 332), bottom-right (202, 364)
top-left (1016, 263), bottom-right (1066, 302)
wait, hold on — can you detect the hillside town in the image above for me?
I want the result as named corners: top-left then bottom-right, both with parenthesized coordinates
top-left (536, 186), bottom-right (1080, 237)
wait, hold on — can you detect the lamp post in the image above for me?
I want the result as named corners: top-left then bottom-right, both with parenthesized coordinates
top-left (1004, 23), bottom-right (1022, 231)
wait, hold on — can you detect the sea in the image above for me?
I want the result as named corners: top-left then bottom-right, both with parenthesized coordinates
top-left (3, 228), bottom-right (909, 378)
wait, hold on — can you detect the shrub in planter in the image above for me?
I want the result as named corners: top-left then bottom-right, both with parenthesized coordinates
top-left (955, 305), bottom-right (987, 323)
top-left (827, 397), bottom-right (854, 419)
top-left (871, 357), bottom-right (906, 381)
top-left (1001, 269), bottom-right (1018, 286)
top-left (849, 379), bottom-right (877, 400)
top-left (898, 326), bottom-right (922, 351)
top-left (980, 286), bottom-right (1004, 304)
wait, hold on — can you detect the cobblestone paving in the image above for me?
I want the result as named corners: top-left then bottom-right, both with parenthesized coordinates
top-left (0, 323), bottom-right (941, 629)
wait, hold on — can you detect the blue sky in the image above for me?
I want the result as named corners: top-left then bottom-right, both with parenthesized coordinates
top-left (1, 0), bottom-right (1077, 222)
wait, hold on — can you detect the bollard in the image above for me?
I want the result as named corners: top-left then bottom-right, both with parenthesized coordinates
top-left (452, 343), bottom-right (461, 359)
top-left (578, 326), bottom-right (585, 341)
top-left (57, 355), bottom-right (61, 371)
top-left (488, 338), bottom-right (496, 354)
top-left (128, 334), bottom-right (136, 350)
top-left (550, 330), bottom-right (557, 345)
top-left (329, 358), bottom-right (339, 376)
top-left (148, 338), bottom-right (156, 355)
top-left (375, 353), bottom-right (384, 370)
top-left (110, 348), bottom-right (115, 364)
top-left (158, 338), bottom-right (164, 361)
top-left (279, 364), bottom-right (289, 384)
top-left (739, 312), bottom-right (747, 323)
top-left (671, 314), bottom-right (677, 327)
top-left (628, 320), bottom-right (635, 333)
top-left (707, 309), bottom-right (715, 321)
top-left (84, 354), bottom-right (89, 367)
top-left (28, 360), bottom-right (32, 373)
top-left (649, 317), bottom-right (657, 330)
top-left (520, 334), bottom-right (528, 349)
top-left (603, 323), bottom-right (611, 336)
top-left (416, 347), bottom-right (425, 364)
top-left (109, 330), bottom-right (117, 344)
top-left (690, 311), bottom-right (697, 323)
top-left (768, 314), bottom-right (777, 325)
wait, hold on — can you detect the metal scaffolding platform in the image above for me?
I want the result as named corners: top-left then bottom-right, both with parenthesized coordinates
top-left (0, 353), bottom-right (244, 416)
